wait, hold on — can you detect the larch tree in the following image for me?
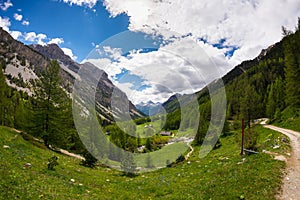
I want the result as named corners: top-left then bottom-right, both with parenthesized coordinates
top-left (32, 60), bottom-right (72, 148)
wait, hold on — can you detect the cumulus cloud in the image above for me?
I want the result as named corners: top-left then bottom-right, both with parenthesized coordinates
top-left (0, 16), bottom-right (10, 32)
top-left (22, 20), bottom-right (30, 26)
top-left (13, 13), bottom-right (23, 21)
top-left (103, 0), bottom-right (300, 65)
top-left (94, 0), bottom-right (300, 103)
top-left (62, 0), bottom-right (97, 8)
top-left (62, 47), bottom-right (78, 61)
top-left (0, 17), bottom-right (69, 59)
top-left (24, 32), bottom-right (47, 45)
top-left (10, 30), bottom-right (22, 40)
top-left (102, 46), bottom-right (122, 60)
top-left (48, 38), bottom-right (64, 45)
top-left (86, 36), bottom-right (222, 103)
top-left (0, 0), bottom-right (13, 11)
top-left (64, 0), bottom-right (300, 103)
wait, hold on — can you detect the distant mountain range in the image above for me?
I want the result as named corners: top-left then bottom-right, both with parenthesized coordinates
top-left (135, 101), bottom-right (162, 116)
top-left (0, 28), bottom-right (145, 122)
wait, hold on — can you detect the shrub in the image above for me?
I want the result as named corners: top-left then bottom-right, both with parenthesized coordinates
top-left (175, 154), bottom-right (185, 164)
top-left (81, 151), bottom-right (98, 168)
top-left (166, 159), bottom-right (172, 167)
top-left (47, 156), bottom-right (58, 170)
top-left (244, 127), bottom-right (259, 151)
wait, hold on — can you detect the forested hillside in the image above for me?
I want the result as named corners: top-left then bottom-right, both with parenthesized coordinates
top-left (162, 19), bottom-right (300, 145)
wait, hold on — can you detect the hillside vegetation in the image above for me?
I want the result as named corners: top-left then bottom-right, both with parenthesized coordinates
top-left (0, 125), bottom-right (290, 199)
top-left (160, 19), bottom-right (300, 144)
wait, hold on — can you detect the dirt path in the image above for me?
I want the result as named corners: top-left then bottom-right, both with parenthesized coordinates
top-left (59, 149), bottom-right (85, 160)
top-left (12, 128), bottom-right (85, 161)
top-left (185, 143), bottom-right (194, 160)
top-left (263, 123), bottom-right (300, 200)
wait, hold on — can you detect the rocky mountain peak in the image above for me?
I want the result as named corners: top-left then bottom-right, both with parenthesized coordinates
top-left (30, 43), bottom-right (80, 73)
top-left (30, 43), bottom-right (68, 61)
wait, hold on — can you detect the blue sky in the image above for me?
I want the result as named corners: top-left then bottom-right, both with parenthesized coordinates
top-left (1, 0), bottom-right (299, 103)
top-left (0, 0), bottom-right (129, 61)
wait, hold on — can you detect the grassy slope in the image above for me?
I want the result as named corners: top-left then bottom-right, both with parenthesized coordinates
top-left (273, 107), bottom-right (300, 132)
top-left (0, 126), bottom-right (289, 200)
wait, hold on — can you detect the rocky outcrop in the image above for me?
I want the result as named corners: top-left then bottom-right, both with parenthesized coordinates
top-left (0, 28), bottom-right (144, 121)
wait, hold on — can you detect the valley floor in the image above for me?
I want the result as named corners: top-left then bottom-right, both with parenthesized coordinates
top-left (0, 125), bottom-right (292, 199)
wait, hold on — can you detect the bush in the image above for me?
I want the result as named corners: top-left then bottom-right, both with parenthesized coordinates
top-left (81, 151), bottom-right (98, 168)
top-left (213, 138), bottom-right (222, 150)
top-left (244, 127), bottom-right (259, 151)
top-left (221, 120), bottom-right (232, 137)
top-left (175, 154), bottom-right (185, 164)
top-left (166, 159), bottom-right (172, 167)
top-left (47, 156), bottom-right (58, 170)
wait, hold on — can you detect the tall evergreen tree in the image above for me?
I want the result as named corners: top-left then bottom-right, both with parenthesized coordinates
top-left (240, 84), bottom-right (260, 128)
top-left (31, 60), bottom-right (71, 148)
top-left (266, 84), bottom-right (276, 118)
top-left (284, 29), bottom-right (300, 107)
top-left (0, 64), bottom-right (13, 126)
top-left (0, 65), bottom-right (7, 125)
top-left (266, 78), bottom-right (285, 118)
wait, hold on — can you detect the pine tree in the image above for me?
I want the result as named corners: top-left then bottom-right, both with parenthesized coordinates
top-left (14, 94), bottom-right (27, 129)
top-left (0, 64), bottom-right (7, 125)
top-left (266, 84), bottom-right (276, 118)
top-left (145, 138), bottom-right (152, 151)
top-left (266, 78), bottom-right (285, 118)
top-left (284, 30), bottom-right (300, 107)
top-left (0, 65), bottom-right (13, 126)
top-left (221, 120), bottom-right (231, 137)
top-left (32, 60), bottom-right (71, 148)
top-left (240, 84), bottom-right (260, 128)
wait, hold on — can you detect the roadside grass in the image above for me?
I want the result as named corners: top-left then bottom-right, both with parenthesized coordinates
top-left (0, 125), bottom-right (287, 199)
top-left (273, 107), bottom-right (300, 132)
top-left (254, 125), bottom-right (291, 154)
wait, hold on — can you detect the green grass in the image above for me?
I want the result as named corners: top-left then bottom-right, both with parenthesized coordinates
top-left (273, 107), bottom-right (300, 132)
top-left (0, 125), bottom-right (287, 199)
top-left (255, 125), bottom-right (291, 154)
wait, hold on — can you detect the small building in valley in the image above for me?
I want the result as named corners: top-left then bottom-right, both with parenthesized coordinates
top-left (160, 131), bottom-right (173, 137)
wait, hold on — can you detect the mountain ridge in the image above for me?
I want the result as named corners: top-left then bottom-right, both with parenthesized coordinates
top-left (0, 28), bottom-right (144, 121)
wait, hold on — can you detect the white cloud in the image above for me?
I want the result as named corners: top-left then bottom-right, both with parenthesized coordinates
top-left (62, 0), bottom-right (98, 8)
top-left (0, 0), bottom-right (13, 11)
top-left (102, 46), bottom-right (122, 60)
top-left (86, 37), bottom-right (223, 103)
top-left (0, 18), bottom-right (67, 55)
top-left (10, 31), bottom-right (22, 40)
top-left (0, 16), bottom-right (10, 32)
top-left (24, 32), bottom-right (47, 46)
top-left (13, 13), bottom-right (23, 21)
top-left (22, 20), bottom-right (30, 26)
top-left (103, 0), bottom-right (300, 67)
top-left (62, 47), bottom-right (78, 61)
top-left (99, 0), bottom-right (300, 103)
top-left (48, 38), bottom-right (64, 45)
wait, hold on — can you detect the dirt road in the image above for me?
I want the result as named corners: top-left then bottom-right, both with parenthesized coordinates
top-left (263, 123), bottom-right (300, 200)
